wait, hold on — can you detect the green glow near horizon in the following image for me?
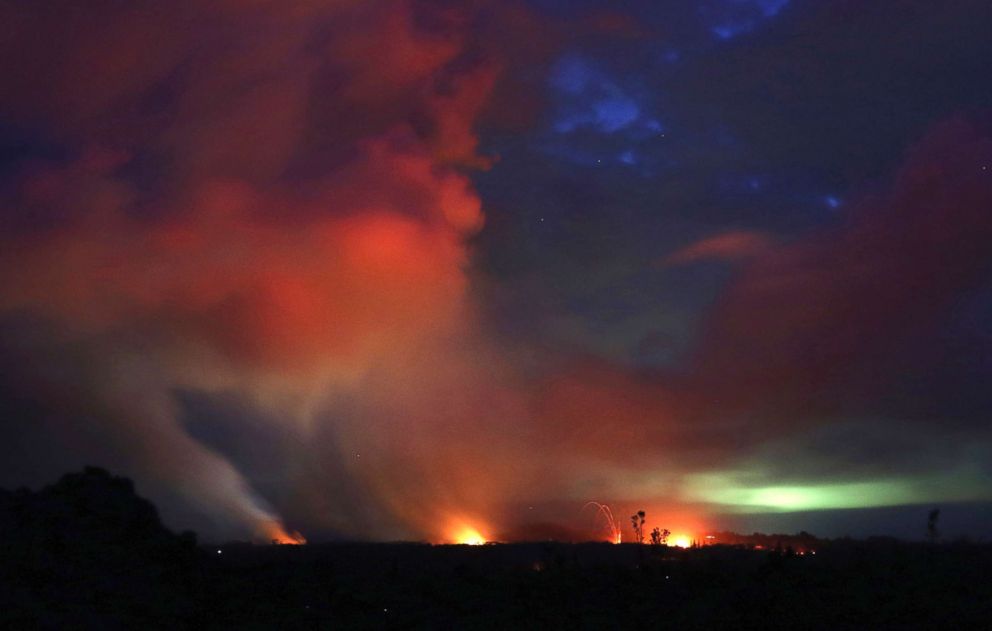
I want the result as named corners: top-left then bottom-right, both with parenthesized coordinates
top-left (685, 471), bottom-right (992, 512)
top-left (705, 481), bottom-right (917, 511)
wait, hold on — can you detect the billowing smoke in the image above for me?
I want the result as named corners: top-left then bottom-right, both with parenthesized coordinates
top-left (2, 1), bottom-right (992, 542)
top-left (0, 0), bottom-right (521, 540)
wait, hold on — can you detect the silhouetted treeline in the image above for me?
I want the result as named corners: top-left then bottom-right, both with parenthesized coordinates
top-left (703, 530), bottom-right (824, 552)
top-left (2, 469), bottom-right (992, 630)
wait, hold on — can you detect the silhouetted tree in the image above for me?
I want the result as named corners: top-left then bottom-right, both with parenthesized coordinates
top-left (927, 508), bottom-right (940, 544)
top-left (630, 510), bottom-right (645, 544)
top-left (650, 527), bottom-right (670, 546)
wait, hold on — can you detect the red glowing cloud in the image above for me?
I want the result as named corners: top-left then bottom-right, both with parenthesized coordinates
top-left (0, 0), bottom-right (515, 540)
top-left (2, 1), bottom-right (991, 544)
top-left (691, 117), bottom-right (992, 421)
top-left (663, 231), bottom-right (774, 267)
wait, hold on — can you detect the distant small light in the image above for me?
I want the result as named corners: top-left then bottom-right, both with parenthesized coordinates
top-left (665, 575), bottom-right (670, 580)
top-left (824, 196), bottom-right (842, 209)
top-left (383, 608), bottom-right (389, 613)
top-left (216, 549), bottom-right (222, 555)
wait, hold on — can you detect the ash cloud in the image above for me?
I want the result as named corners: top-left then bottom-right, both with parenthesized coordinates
top-left (2, 0), bottom-right (992, 541)
top-left (0, 0), bottom-right (527, 540)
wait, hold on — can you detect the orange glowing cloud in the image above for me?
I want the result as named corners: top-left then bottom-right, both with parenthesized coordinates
top-left (0, 0), bottom-right (520, 542)
top-left (14, 1), bottom-right (986, 548)
top-left (662, 230), bottom-right (773, 267)
top-left (0, 151), bottom-right (477, 372)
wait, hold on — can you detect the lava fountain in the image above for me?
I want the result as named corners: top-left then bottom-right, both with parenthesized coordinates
top-left (584, 502), bottom-right (622, 544)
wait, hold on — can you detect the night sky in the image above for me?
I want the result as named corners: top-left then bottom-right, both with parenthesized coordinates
top-left (2, 0), bottom-right (992, 544)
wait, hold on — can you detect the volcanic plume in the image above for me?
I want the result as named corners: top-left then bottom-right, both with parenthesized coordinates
top-left (2, 0), bottom-right (992, 543)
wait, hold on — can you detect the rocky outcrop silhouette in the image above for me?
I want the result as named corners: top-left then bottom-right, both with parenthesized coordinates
top-left (0, 467), bottom-right (201, 628)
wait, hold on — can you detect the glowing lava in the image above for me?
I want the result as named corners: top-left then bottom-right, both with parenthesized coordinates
top-left (264, 521), bottom-right (307, 545)
top-left (445, 517), bottom-right (489, 545)
top-left (453, 526), bottom-right (487, 545)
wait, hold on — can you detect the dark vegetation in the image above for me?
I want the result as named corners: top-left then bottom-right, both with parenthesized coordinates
top-left (2, 469), bottom-right (991, 629)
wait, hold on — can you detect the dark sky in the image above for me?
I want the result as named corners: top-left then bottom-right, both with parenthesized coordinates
top-left (1, 0), bottom-right (991, 543)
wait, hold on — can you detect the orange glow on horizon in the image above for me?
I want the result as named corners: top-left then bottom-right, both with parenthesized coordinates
top-left (672, 535), bottom-right (691, 548)
top-left (265, 522), bottom-right (307, 545)
top-left (446, 518), bottom-right (489, 545)
top-left (452, 526), bottom-right (487, 545)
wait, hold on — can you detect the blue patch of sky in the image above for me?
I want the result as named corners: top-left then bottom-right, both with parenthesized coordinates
top-left (555, 95), bottom-right (640, 134)
top-left (538, 142), bottom-right (608, 168)
top-left (719, 172), bottom-right (768, 194)
top-left (712, 26), bottom-right (739, 40)
top-left (0, 124), bottom-right (70, 179)
top-left (704, 0), bottom-right (791, 41)
top-left (754, 0), bottom-right (790, 16)
top-left (545, 54), bottom-right (672, 169)
top-left (550, 55), bottom-right (592, 95)
top-left (549, 54), bottom-right (658, 136)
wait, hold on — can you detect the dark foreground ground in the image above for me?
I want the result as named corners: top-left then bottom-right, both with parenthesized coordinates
top-left (3, 469), bottom-right (991, 629)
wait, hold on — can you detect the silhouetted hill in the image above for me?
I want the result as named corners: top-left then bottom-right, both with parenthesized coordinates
top-left (0, 467), bottom-right (201, 628)
top-left (1, 467), bottom-right (180, 546)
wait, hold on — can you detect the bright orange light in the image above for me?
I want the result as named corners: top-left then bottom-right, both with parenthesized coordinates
top-left (453, 526), bottom-right (487, 545)
top-left (265, 522), bottom-right (307, 545)
top-left (272, 530), bottom-right (307, 546)
top-left (673, 536), bottom-right (691, 548)
top-left (445, 518), bottom-right (489, 546)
